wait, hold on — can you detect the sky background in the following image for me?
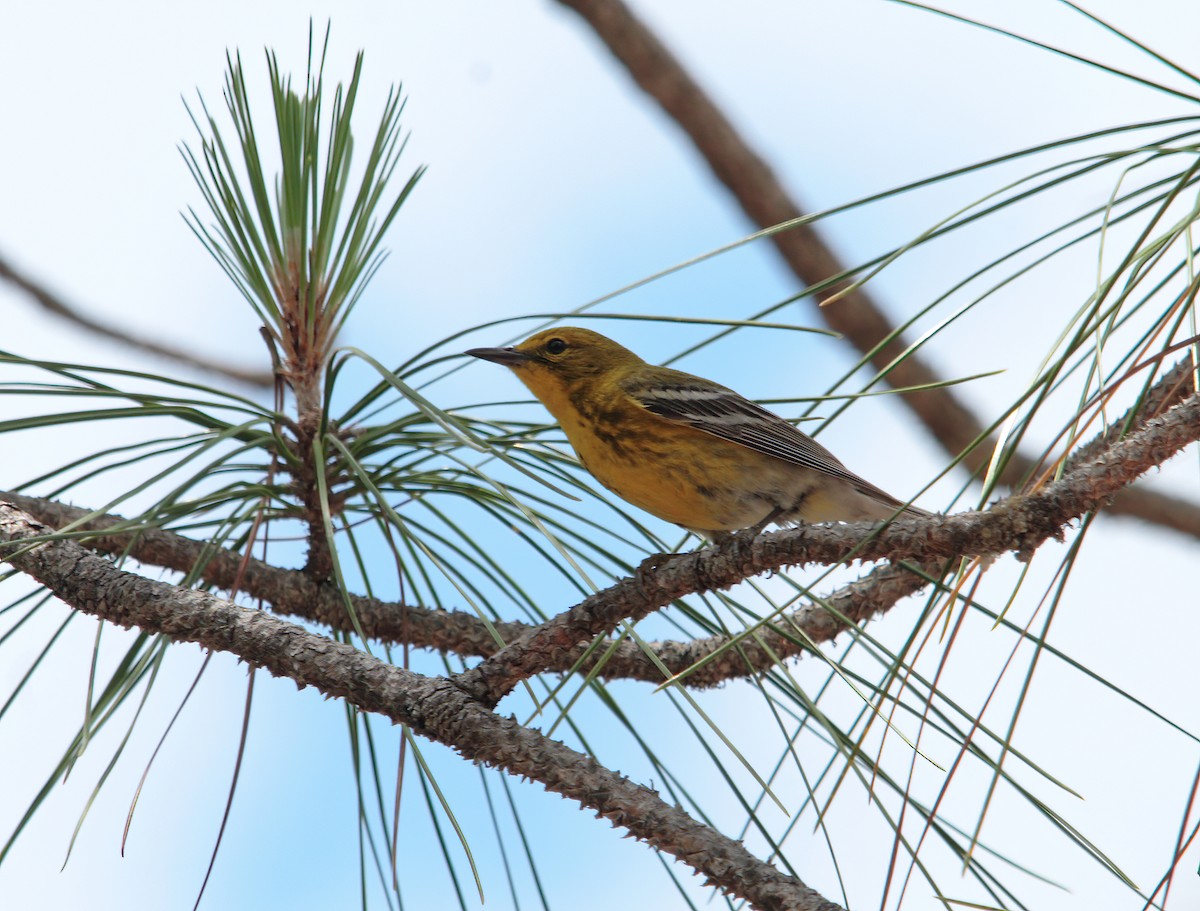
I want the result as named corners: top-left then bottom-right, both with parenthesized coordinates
top-left (2, 1), bottom-right (1199, 909)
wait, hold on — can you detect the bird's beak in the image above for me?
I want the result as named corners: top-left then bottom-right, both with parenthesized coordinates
top-left (465, 346), bottom-right (531, 366)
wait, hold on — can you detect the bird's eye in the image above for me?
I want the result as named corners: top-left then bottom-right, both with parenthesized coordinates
top-left (545, 337), bottom-right (568, 355)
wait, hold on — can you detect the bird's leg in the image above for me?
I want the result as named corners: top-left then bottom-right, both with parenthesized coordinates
top-left (715, 508), bottom-right (784, 574)
top-left (634, 526), bottom-right (719, 594)
top-left (635, 510), bottom-right (778, 595)
top-left (634, 547), bottom-right (684, 596)
top-left (636, 550), bottom-right (669, 577)
top-left (744, 505), bottom-right (785, 539)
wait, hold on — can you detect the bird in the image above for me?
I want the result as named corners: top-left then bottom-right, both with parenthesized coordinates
top-left (466, 327), bottom-right (929, 540)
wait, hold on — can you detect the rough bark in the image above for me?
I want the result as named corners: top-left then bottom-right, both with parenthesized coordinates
top-left (3, 357), bottom-right (1194, 694)
top-left (0, 503), bottom-right (842, 911)
top-left (4, 390), bottom-right (1196, 910)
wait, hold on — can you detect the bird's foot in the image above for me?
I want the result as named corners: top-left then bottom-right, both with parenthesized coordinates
top-left (634, 550), bottom-right (675, 596)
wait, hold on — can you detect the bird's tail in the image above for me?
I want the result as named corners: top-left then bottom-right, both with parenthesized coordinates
top-left (849, 484), bottom-right (932, 523)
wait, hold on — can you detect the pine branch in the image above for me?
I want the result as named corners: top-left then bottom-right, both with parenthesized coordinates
top-left (0, 502), bottom-right (844, 911)
top-left (3, 391), bottom-right (1194, 907)
top-left (3, 354), bottom-right (1194, 695)
top-left (2, 394), bottom-right (1195, 910)
top-left (456, 390), bottom-right (1200, 704)
top-left (0, 489), bottom-right (524, 657)
top-left (0, 488), bottom-right (932, 685)
top-left (4, 355), bottom-right (1195, 695)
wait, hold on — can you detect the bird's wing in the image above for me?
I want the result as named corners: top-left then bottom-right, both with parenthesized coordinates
top-left (626, 371), bottom-right (906, 504)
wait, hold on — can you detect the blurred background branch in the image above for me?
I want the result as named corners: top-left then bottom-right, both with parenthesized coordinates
top-left (0, 250), bottom-right (274, 387)
top-left (555, 0), bottom-right (1200, 539)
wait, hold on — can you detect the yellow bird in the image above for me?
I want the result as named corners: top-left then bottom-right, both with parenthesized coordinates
top-left (467, 327), bottom-right (929, 540)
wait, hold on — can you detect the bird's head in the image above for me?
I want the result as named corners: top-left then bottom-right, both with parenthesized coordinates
top-left (466, 327), bottom-right (644, 392)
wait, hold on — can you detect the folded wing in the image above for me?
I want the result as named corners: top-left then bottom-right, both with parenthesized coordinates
top-left (627, 373), bottom-right (923, 513)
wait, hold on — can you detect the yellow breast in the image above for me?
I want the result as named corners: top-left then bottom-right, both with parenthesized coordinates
top-left (558, 396), bottom-right (782, 533)
top-left (510, 362), bottom-right (808, 534)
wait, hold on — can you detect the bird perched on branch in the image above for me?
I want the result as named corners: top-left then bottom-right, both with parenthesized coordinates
top-left (467, 327), bottom-right (929, 540)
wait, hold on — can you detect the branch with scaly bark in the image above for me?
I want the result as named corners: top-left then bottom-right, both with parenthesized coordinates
top-left (455, 389), bottom-right (1200, 704)
top-left (0, 487), bottom-right (937, 687)
top-left (552, 0), bottom-right (1200, 541)
top-left (2, 392), bottom-right (1196, 910)
top-left (1, 391), bottom-right (1196, 909)
top-left (5, 388), bottom-right (1197, 705)
top-left (0, 488), bottom-right (533, 657)
top-left (0, 486), bottom-right (936, 686)
top-left (0, 503), bottom-right (844, 911)
top-left (3, 354), bottom-right (1192, 691)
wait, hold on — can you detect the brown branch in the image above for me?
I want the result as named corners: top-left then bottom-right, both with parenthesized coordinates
top-left (0, 486), bottom-right (941, 681)
top-left (4, 384), bottom-right (1194, 909)
top-left (0, 250), bottom-right (274, 387)
top-left (608, 559), bottom-right (942, 687)
top-left (1065, 353), bottom-right (1196, 470)
top-left (0, 504), bottom-right (843, 911)
top-left (456, 391), bottom-right (1200, 705)
top-left (3, 353), bottom-right (1193, 691)
top-left (7, 383), bottom-right (1188, 911)
top-left (553, 0), bottom-right (1200, 539)
top-left (0, 488), bottom-right (937, 687)
top-left (0, 490), bottom-right (523, 658)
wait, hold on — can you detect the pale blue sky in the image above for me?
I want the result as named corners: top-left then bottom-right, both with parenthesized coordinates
top-left (2, 2), bottom-right (1198, 909)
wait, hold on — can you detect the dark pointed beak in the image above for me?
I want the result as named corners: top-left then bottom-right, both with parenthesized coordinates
top-left (465, 346), bottom-right (531, 366)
